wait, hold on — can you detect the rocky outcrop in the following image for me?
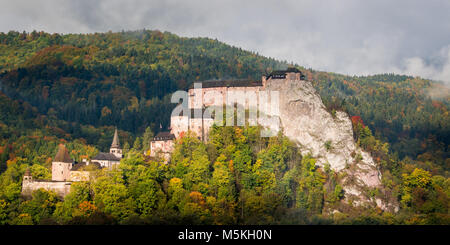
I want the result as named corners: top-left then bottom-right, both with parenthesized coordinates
top-left (264, 77), bottom-right (396, 211)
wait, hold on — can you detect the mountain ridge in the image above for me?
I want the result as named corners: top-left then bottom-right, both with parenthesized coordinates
top-left (0, 29), bottom-right (447, 224)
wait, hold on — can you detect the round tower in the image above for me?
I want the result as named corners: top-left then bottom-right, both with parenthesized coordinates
top-left (52, 144), bottom-right (73, 181)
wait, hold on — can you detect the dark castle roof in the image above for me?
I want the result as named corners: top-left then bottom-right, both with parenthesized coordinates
top-left (71, 161), bottom-right (102, 170)
top-left (190, 79), bottom-right (262, 89)
top-left (266, 67), bottom-right (305, 80)
top-left (54, 144), bottom-right (73, 163)
top-left (153, 132), bottom-right (175, 141)
top-left (91, 152), bottom-right (121, 161)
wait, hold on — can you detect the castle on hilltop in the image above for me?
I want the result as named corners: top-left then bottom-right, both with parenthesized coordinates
top-left (150, 68), bottom-right (306, 160)
top-left (22, 129), bottom-right (123, 198)
top-left (22, 69), bottom-right (306, 196)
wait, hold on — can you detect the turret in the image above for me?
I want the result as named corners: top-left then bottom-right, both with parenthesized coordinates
top-left (110, 128), bottom-right (123, 159)
top-left (52, 144), bottom-right (73, 181)
top-left (23, 168), bottom-right (32, 183)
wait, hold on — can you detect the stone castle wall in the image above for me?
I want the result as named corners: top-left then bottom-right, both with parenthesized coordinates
top-left (150, 139), bottom-right (174, 157)
top-left (171, 115), bottom-right (189, 139)
top-left (188, 117), bottom-right (214, 141)
top-left (70, 171), bottom-right (90, 182)
top-left (22, 179), bottom-right (72, 198)
top-left (189, 86), bottom-right (261, 109)
top-left (171, 85), bottom-right (262, 141)
top-left (51, 161), bottom-right (72, 181)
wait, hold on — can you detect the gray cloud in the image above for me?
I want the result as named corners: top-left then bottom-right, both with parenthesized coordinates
top-left (1, 0), bottom-right (450, 84)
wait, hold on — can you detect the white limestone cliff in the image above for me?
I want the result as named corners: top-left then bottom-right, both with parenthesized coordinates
top-left (264, 77), bottom-right (396, 211)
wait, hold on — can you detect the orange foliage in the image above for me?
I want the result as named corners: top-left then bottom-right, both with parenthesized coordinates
top-left (179, 131), bottom-right (186, 139)
top-left (351, 116), bottom-right (365, 127)
top-left (78, 201), bottom-right (97, 216)
top-left (6, 158), bottom-right (16, 167)
top-left (189, 191), bottom-right (206, 207)
top-left (229, 160), bottom-right (234, 172)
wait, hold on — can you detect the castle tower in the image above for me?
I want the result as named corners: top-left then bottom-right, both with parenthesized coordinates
top-left (23, 168), bottom-right (32, 183)
top-left (52, 144), bottom-right (73, 181)
top-left (110, 128), bottom-right (123, 159)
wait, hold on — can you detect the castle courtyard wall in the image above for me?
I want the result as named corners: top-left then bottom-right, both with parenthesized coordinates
top-left (171, 115), bottom-right (189, 139)
top-left (22, 180), bottom-right (71, 198)
top-left (51, 161), bottom-right (72, 181)
top-left (189, 86), bottom-right (261, 109)
top-left (188, 117), bottom-right (214, 141)
top-left (70, 171), bottom-right (90, 182)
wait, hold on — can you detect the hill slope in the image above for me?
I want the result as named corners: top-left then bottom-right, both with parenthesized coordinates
top-left (0, 30), bottom-right (448, 172)
top-left (0, 30), bottom-right (448, 224)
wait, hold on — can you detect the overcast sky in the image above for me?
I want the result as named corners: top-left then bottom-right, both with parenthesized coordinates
top-left (1, 0), bottom-right (450, 84)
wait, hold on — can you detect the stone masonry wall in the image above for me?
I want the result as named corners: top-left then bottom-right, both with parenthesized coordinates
top-left (150, 140), bottom-right (174, 157)
top-left (51, 161), bottom-right (72, 181)
top-left (22, 180), bottom-right (71, 198)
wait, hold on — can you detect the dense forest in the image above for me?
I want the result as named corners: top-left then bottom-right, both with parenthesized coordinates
top-left (0, 30), bottom-right (448, 224)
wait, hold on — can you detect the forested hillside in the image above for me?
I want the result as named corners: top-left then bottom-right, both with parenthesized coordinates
top-left (309, 72), bottom-right (449, 174)
top-left (0, 30), bottom-right (283, 135)
top-left (0, 30), bottom-right (448, 225)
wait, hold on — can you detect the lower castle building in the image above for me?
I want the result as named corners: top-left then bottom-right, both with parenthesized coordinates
top-left (22, 129), bottom-right (123, 198)
top-left (22, 144), bottom-right (85, 198)
top-left (150, 131), bottom-right (175, 161)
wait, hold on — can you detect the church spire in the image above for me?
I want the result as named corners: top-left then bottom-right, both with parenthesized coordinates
top-left (111, 128), bottom-right (120, 148)
top-left (110, 128), bottom-right (123, 159)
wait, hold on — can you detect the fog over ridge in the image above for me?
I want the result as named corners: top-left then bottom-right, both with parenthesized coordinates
top-left (1, 0), bottom-right (450, 86)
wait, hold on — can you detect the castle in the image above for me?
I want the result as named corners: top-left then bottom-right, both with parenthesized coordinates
top-left (149, 68), bottom-right (306, 160)
top-left (22, 129), bottom-right (123, 198)
top-left (23, 68), bottom-right (306, 195)
top-left (149, 131), bottom-right (175, 161)
top-left (90, 128), bottom-right (123, 168)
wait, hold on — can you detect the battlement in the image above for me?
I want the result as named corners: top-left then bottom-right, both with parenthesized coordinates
top-left (189, 79), bottom-right (262, 89)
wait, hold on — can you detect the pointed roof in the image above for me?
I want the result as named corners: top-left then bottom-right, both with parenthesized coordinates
top-left (72, 161), bottom-right (102, 170)
top-left (111, 128), bottom-right (120, 148)
top-left (54, 144), bottom-right (72, 163)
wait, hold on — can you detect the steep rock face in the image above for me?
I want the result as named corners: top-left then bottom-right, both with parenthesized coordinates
top-left (264, 78), bottom-right (394, 210)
